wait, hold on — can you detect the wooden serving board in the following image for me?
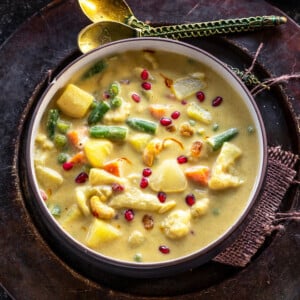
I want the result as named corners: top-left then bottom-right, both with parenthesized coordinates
top-left (0, 0), bottom-right (299, 299)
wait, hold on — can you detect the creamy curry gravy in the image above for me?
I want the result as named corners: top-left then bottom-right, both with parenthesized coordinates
top-left (34, 50), bottom-right (260, 263)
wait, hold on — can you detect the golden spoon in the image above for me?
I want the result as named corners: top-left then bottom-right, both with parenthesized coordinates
top-left (78, 0), bottom-right (150, 30)
top-left (78, 16), bottom-right (287, 54)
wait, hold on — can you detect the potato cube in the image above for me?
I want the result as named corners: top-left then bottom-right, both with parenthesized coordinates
top-left (128, 133), bottom-right (151, 153)
top-left (89, 168), bottom-right (126, 186)
top-left (84, 139), bottom-right (112, 167)
top-left (60, 204), bottom-right (82, 228)
top-left (149, 159), bottom-right (187, 193)
top-left (86, 219), bottom-right (121, 248)
top-left (35, 165), bottom-right (63, 190)
top-left (56, 84), bottom-right (93, 118)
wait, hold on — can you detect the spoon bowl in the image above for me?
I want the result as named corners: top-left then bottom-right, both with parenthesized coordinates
top-left (78, 21), bottom-right (138, 53)
top-left (78, 0), bottom-right (134, 23)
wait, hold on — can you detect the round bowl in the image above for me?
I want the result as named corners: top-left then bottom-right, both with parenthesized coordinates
top-left (25, 38), bottom-right (267, 278)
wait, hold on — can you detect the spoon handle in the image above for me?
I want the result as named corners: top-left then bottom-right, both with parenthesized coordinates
top-left (141, 16), bottom-right (286, 38)
top-left (126, 16), bottom-right (152, 31)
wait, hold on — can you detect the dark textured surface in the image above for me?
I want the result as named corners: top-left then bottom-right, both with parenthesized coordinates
top-left (0, 1), bottom-right (299, 299)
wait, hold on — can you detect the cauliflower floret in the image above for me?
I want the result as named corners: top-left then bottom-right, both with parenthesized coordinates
top-left (35, 133), bottom-right (54, 150)
top-left (208, 142), bottom-right (244, 190)
top-left (190, 198), bottom-right (210, 218)
top-left (160, 210), bottom-right (191, 239)
top-left (128, 230), bottom-right (145, 248)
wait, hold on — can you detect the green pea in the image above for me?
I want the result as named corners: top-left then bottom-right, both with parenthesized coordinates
top-left (57, 120), bottom-right (71, 134)
top-left (188, 119), bottom-right (196, 126)
top-left (212, 123), bottom-right (219, 131)
top-left (57, 153), bottom-right (69, 164)
top-left (212, 208), bottom-right (220, 216)
top-left (54, 134), bottom-right (67, 148)
top-left (134, 253), bottom-right (143, 262)
top-left (247, 125), bottom-right (255, 134)
top-left (109, 81), bottom-right (120, 97)
top-left (111, 96), bottom-right (123, 108)
top-left (50, 204), bottom-right (61, 217)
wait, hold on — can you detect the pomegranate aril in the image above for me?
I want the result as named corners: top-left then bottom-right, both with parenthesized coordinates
top-left (212, 96), bottom-right (223, 107)
top-left (141, 82), bottom-right (151, 90)
top-left (196, 91), bottom-right (205, 102)
top-left (62, 162), bottom-right (74, 171)
top-left (140, 177), bottom-right (149, 189)
top-left (159, 245), bottom-right (170, 254)
top-left (124, 209), bottom-right (134, 221)
top-left (112, 183), bottom-right (125, 192)
top-left (157, 191), bottom-right (167, 203)
top-left (131, 93), bottom-right (141, 103)
top-left (140, 69), bottom-right (149, 80)
top-left (177, 155), bottom-right (188, 164)
top-left (160, 117), bottom-right (172, 126)
top-left (75, 172), bottom-right (88, 184)
top-left (171, 111), bottom-right (180, 119)
top-left (142, 168), bottom-right (152, 177)
top-left (185, 194), bottom-right (196, 206)
top-left (104, 91), bottom-right (111, 99)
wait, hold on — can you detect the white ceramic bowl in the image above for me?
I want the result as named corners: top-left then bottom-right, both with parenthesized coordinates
top-left (25, 38), bottom-right (267, 278)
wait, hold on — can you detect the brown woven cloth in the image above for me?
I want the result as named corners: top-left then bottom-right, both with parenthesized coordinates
top-left (213, 146), bottom-right (299, 267)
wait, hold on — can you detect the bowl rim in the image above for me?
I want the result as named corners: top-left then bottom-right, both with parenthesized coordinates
top-left (25, 37), bottom-right (268, 277)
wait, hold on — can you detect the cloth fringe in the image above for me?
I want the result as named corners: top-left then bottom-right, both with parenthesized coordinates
top-left (213, 146), bottom-right (299, 267)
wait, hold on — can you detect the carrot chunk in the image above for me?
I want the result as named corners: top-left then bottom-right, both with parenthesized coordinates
top-left (67, 130), bottom-right (80, 146)
top-left (68, 151), bottom-right (86, 165)
top-left (149, 104), bottom-right (168, 119)
top-left (103, 160), bottom-right (121, 177)
top-left (184, 166), bottom-right (210, 186)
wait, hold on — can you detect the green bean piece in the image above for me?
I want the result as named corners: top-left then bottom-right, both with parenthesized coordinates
top-left (109, 81), bottom-right (121, 97)
top-left (87, 101), bottom-right (110, 125)
top-left (81, 60), bottom-right (106, 79)
top-left (56, 120), bottom-right (71, 134)
top-left (126, 117), bottom-right (158, 135)
top-left (89, 125), bottom-right (128, 141)
top-left (206, 128), bottom-right (239, 151)
top-left (46, 109), bottom-right (59, 140)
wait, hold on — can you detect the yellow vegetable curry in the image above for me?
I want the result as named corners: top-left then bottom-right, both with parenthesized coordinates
top-left (34, 50), bottom-right (260, 263)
